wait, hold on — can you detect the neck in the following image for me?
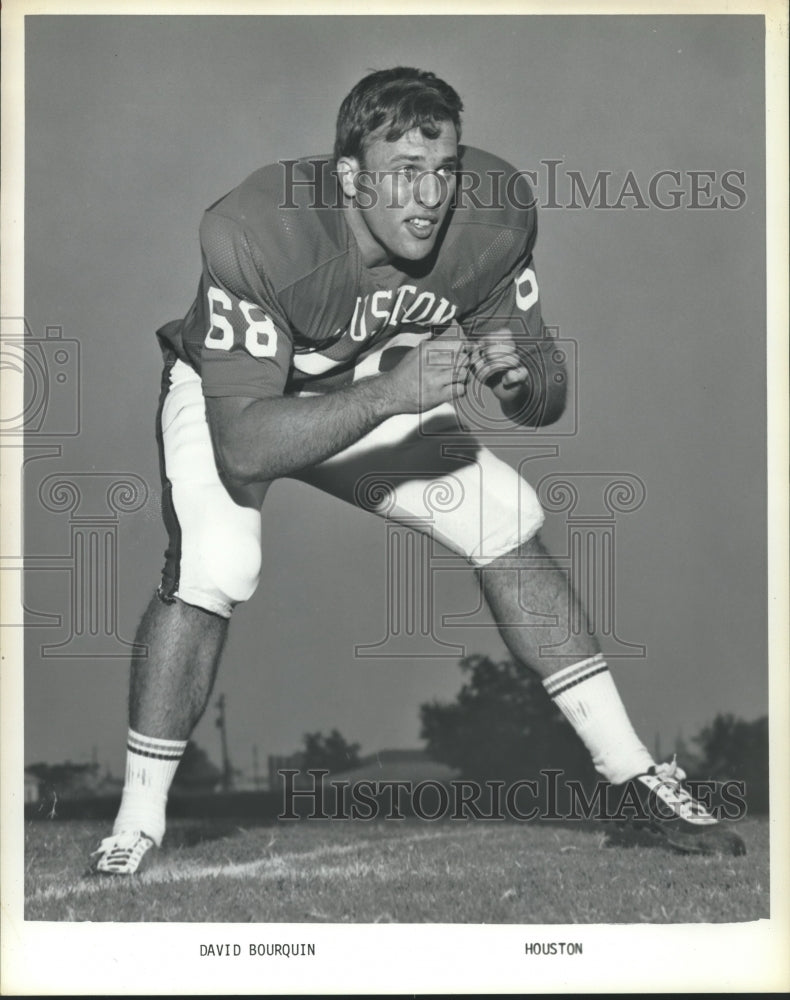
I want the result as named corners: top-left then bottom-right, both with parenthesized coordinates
top-left (342, 201), bottom-right (391, 268)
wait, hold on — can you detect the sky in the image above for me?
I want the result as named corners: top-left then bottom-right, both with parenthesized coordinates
top-left (19, 14), bottom-right (769, 778)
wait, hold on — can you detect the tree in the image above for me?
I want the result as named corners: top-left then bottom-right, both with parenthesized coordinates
top-left (171, 741), bottom-right (222, 793)
top-left (691, 713), bottom-right (769, 814)
top-left (419, 654), bottom-right (597, 788)
top-left (301, 729), bottom-right (361, 775)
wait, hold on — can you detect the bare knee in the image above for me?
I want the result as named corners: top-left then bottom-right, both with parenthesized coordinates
top-left (476, 531), bottom-right (548, 580)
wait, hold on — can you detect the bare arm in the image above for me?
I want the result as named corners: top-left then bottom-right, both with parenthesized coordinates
top-left (207, 379), bottom-right (394, 487)
top-left (206, 333), bottom-right (470, 487)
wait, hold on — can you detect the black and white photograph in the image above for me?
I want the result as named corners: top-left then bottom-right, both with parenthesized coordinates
top-left (2, 1), bottom-right (788, 994)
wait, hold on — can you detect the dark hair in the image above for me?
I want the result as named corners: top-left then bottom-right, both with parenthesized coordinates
top-left (334, 67), bottom-right (463, 163)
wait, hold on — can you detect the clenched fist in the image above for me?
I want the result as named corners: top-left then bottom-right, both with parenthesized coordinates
top-left (469, 331), bottom-right (531, 401)
top-left (379, 327), bottom-right (472, 413)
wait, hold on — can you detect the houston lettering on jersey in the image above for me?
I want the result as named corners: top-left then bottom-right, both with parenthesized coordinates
top-left (346, 286), bottom-right (458, 342)
top-left (293, 286), bottom-right (459, 377)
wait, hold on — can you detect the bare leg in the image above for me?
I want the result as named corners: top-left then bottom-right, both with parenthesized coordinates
top-left (480, 533), bottom-right (598, 678)
top-left (94, 593), bottom-right (230, 859)
top-left (476, 537), bottom-right (744, 855)
top-left (129, 593), bottom-right (228, 739)
top-left (479, 532), bottom-right (653, 783)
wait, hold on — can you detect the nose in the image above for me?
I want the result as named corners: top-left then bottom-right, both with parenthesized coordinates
top-left (414, 171), bottom-right (445, 209)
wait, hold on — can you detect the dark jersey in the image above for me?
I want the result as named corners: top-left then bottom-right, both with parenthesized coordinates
top-left (157, 146), bottom-right (545, 398)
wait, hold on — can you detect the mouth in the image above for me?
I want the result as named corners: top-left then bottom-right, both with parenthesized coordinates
top-left (404, 215), bottom-right (439, 240)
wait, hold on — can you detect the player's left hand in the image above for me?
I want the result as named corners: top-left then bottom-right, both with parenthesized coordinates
top-left (469, 333), bottom-right (530, 401)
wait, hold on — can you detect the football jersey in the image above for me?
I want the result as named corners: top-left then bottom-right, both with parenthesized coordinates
top-left (156, 146), bottom-right (545, 398)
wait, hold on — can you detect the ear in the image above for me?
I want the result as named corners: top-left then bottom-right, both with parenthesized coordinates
top-left (335, 156), bottom-right (360, 199)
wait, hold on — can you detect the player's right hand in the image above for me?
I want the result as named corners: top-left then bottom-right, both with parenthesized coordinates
top-left (379, 327), bottom-right (471, 413)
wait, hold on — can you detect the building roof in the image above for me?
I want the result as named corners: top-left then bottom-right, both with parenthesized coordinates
top-left (329, 749), bottom-right (459, 784)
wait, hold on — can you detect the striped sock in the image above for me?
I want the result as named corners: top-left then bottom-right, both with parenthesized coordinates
top-left (113, 729), bottom-right (187, 846)
top-left (543, 654), bottom-right (655, 784)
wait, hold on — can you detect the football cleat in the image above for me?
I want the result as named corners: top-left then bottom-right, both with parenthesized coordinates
top-left (88, 830), bottom-right (156, 875)
top-left (604, 758), bottom-right (747, 857)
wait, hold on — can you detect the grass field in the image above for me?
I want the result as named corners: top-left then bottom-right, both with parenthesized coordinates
top-left (25, 816), bottom-right (768, 924)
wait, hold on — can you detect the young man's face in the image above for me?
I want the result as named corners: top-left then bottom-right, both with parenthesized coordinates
top-left (340, 121), bottom-right (459, 266)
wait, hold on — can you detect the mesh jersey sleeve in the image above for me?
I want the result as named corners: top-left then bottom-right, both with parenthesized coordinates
top-left (460, 247), bottom-right (545, 343)
top-left (461, 244), bottom-right (567, 424)
top-left (197, 210), bottom-right (293, 399)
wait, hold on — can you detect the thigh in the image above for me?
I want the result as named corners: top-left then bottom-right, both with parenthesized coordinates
top-left (157, 358), bottom-right (266, 616)
top-left (295, 403), bottom-right (545, 566)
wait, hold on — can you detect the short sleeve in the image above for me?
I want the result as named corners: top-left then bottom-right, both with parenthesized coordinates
top-left (460, 248), bottom-right (545, 342)
top-left (196, 211), bottom-right (294, 399)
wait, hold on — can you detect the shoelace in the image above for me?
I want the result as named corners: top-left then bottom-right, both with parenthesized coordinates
top-left (652, 754), bottom-right (687, 784)
top-left (91, 831), bottom-right (143, 856)
top-left (649, 756), bottom-right (714, 820)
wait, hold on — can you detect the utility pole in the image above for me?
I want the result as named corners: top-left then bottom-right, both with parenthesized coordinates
top-left (252, 744), bottom-right (260, 789)
top-left (215, 694), bottom-right (234, 792)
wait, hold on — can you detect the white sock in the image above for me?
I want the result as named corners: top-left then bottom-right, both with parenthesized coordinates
top-left (543, 654), bottom-right (655, 784)
top-left (113, 729), bottom-right (187, 845)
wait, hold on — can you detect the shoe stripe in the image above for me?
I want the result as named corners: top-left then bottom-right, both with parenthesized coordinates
top-left (546, 664), bottom-right (609, 699)
top-left (93, 833), bottom-right (155, 874)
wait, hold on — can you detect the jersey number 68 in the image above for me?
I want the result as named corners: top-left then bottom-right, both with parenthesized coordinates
top-left (204, 285), bottom-right (279, 359)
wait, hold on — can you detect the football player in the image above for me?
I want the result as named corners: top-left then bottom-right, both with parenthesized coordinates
top-left (90, 68), bottom-right (744, 875)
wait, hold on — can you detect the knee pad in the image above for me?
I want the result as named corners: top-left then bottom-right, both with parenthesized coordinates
top-left (470, 474), bottom-right (545, 566)
top-left (170, 483), bottom-right (262, 618)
